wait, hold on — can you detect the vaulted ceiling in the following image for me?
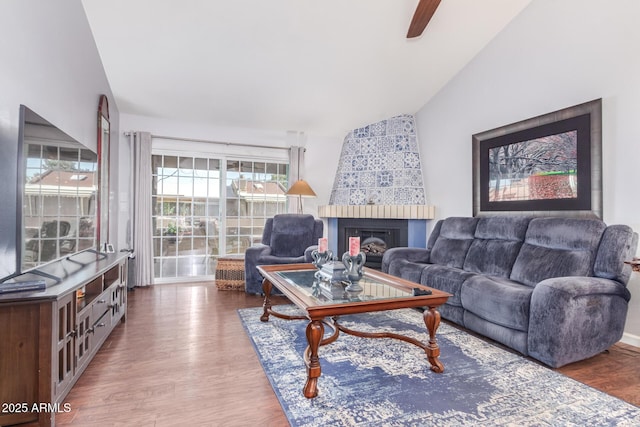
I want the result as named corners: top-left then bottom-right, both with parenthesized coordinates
top-left (82, 0), bottom-right (531, 136)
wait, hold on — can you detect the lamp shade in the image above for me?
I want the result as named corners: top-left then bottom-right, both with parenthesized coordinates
top-left (285, 179), bottom-right (317, 197)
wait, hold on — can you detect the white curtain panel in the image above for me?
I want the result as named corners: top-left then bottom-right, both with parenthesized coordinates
top-left (131, 132), bottom-right (154, 287)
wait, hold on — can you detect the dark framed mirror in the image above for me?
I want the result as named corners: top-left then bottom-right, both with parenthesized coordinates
top-left (97, 95), bottom-right (110, 248)
top-left (19, 106), bottom-right (98, 271)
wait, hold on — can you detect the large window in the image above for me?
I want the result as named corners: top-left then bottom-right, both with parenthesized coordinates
top-left (152, 154), bottom-right (288, 280)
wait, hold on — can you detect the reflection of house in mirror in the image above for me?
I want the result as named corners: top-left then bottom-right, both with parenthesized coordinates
top-left (19, 107), bottom-right (100, 270)
top-left (23, 169), bottom-right (97, 265)
top-left (24, 169), bottom-right (97, 217)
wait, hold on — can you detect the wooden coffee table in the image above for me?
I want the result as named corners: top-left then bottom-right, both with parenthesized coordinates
top-left (257, 263), bottom-right (451, 398)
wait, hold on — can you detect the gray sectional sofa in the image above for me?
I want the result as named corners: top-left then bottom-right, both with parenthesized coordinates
top-left (381, 216), bottom-right (638, 367)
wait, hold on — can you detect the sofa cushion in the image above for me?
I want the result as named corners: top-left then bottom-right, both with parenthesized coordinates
top-left (463, 216), bottom-right (530, 278)
top-left (510, 217), bottom-right (606, 287)
top-left (429, 217), bottom-right (478, 268)
top-left (464, 311), bottom-right (529, 356)
top-left (461, 275), bottom-right (533, 332)
top-left (388, 260), bottom-right (426, 284)
top-left (439, 304), bottom-right (465, 326)
top-left (420, 264), bottom-right (475, 308)
top-left (270, 214), bottom-right (315, 257)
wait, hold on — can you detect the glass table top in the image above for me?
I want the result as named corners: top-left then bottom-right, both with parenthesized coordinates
top-left (274, 269), bottom-right (420, 305)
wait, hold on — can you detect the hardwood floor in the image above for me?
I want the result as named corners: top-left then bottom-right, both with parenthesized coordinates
top-left (56, 283), bottom-right (289, 426)
top-left (56, 282), bottom-right (640, 426)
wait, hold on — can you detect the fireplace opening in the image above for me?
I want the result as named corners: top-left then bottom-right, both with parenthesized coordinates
top-left (362, 237), bottom-right (386, 255)
top-left (338, 218), bottom-right (408, 269)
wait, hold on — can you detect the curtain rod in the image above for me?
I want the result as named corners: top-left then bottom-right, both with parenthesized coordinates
top-left (146, 133), bottom-right (293, 151)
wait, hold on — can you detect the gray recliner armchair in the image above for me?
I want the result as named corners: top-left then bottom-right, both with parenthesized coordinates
top-left (244, 214), bottom-right (324, 294)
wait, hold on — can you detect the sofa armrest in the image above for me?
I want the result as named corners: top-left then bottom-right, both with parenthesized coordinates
top-left (245, 243), bottom-right (271, 261)
top-left (304, 245), bottom-right (319, 263)
top-left (533, 276), bottom-right (631, 302)
top-left (528, 276), bottom-right (630, 367)
top-left (244, 244), bottom-right (272, 294)
top-left (381, 247), bottom-right (430, 273)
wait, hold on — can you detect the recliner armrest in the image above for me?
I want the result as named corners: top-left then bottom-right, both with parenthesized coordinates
top-left (381, 247), bottom-right (431, 273)
top-left (528, 276), bottom-right (630, 367)
top-left (532, 276), bottom-right (631, 301)
top-left (304, 245), bottom-right (319, 263)
top-left (245, 243), bottom-right (272, 260)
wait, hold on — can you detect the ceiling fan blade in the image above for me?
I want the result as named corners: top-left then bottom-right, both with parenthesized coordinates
top-left (407, 0), bottom-right (442, 38)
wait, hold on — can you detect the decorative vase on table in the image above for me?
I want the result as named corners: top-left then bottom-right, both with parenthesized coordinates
top-left (342, 251), bottom-right (366, 293)
top-left (311, 249), bottom-right (333, 268)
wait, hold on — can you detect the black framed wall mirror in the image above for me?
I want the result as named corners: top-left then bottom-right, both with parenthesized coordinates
top-left (19, 106), bottom-right (99, 271)
top-left (97, 95), bottom-right (110, 249)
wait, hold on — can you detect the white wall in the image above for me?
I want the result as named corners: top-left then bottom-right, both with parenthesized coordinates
top-left (0, 0), bottom-right (118, 278)
top-left (415, 0), bottom-right (640, 342)
top-left (116, 113), bottom-right (343, 247)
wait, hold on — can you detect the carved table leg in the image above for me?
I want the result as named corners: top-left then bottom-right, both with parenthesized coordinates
top-left (423, 306), bottom-right (444, 373)
top-left (260, 278), bottom-right (272, 322)
top-left (303, 319), bottom-right (324, 398)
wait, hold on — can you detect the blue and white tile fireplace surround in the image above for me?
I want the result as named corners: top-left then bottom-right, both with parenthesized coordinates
top-left (319, 114), bottom-right (435, 269)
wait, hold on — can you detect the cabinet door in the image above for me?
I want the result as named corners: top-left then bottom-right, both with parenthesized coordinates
top-left (119, 258), bottom-right (128, 321)
top-left (91, 291), bottom-right (110, 321)
top-left (54, 293), bottom-right (76, 400)
top-left (75, 307), bottom-right (92, 372)
top-left (91, 310), bottom-right (112, 347)
top-left (109, 282), bottom-right (127, 325)
top-left (0, 303), bottom-right (43, 426)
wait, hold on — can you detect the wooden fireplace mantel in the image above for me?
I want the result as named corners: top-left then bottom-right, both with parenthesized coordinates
top-left (318, 205), bottom-right (435, 220)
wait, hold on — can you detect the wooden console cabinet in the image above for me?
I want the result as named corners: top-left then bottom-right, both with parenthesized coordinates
top-left (0, 252), bottom-right (128, 427)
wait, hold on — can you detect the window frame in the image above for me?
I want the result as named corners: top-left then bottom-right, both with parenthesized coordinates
top-left (151, 147), bottom-right (289, 283)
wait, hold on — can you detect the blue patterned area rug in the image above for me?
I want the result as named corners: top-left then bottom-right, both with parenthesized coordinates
top-left (238, 305), bottom-right (640, 426)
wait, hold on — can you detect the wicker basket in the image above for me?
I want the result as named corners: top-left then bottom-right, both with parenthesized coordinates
top-left (215, 257), bottom-right (245, 291)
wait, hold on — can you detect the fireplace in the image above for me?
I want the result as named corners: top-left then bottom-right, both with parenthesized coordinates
top-left (337, 218), bottom-right (408, 269)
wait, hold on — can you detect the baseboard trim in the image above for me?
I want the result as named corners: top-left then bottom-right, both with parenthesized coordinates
top-left (621, 332), bottom-right (640, 348)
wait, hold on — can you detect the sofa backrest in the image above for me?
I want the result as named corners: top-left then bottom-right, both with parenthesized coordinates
top-left (261, 218), bottom-right (274, 245)
top-left (429, 217), bottom-right (479, 268)
top-left (463, 216), bottom-right (531, 278)
top-left (264, 214), bottom-right (323, 257)
top-left (425, 219), bottom-right (443, 252)
top-left (594, 225), bottom-right (638, 284)
top-left (510, 217), bottom-right (606, 287)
